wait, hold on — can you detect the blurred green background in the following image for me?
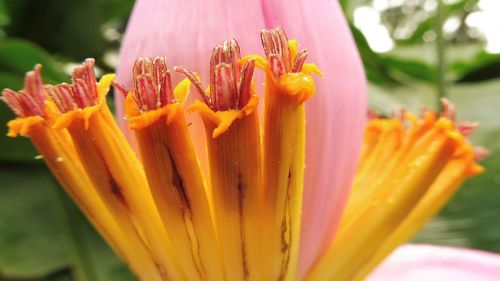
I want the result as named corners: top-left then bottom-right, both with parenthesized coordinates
top-left (0, 0), bottom-right (499, 280)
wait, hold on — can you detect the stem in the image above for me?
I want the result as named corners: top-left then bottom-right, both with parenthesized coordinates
top-left (53, 186), bottom-right (100, 281)
top-left (435, 0), bottom-right (446, 109)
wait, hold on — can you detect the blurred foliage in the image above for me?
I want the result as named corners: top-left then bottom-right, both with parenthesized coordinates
top-left (0, 0), bottom-right (499, 280)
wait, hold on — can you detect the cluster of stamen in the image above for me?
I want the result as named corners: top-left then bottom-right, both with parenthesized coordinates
top-left (440, 98), bottom-right (488, 160)
top-left (1, 65), bottom-right (46, 117)
top-left (118, 56), bottom-right (174, 112)
top-left (440, 98), bottom-right (480, 137)
top-left (260, 28), bottom-right (308, 78)
top-left (46, 58), bottom-right (99, 113)
top-left (176, 39), bottom-right (255, 111)
top-left (371, 98), bottom-right (488, 162)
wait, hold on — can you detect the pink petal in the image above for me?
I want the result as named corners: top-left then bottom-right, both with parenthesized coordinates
top-left (116, 0), bottom-right (266, 163)
top-left (368, 244), bottom-right (500, 281)
top-left (260, 0), bottom-right (367, 276)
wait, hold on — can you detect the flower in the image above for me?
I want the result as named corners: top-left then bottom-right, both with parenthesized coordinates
top-left (116, 0), bottom-right (367, 276)
top-left (2, 27), bottom-right (496, 280)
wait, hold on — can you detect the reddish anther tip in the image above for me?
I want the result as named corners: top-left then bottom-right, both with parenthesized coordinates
top-left (175, 66), bottom-right (211, 105)
top-left (213, 63), bottom-right (237, 111)
top-left (206, 39), bottom-right (255, 111)
top-left (1, 89), bottom-right (27, 117)
top-left (291, 49), bottom-right (308, 73)
top-left (72, 79), bottom-right (95, 108)
top-left (458, 121), bottom-right (479, 136)
top-left (238, 59), bottom-right (255, 109)
top-left (46, 58), bottom-right (100, 113)
top-left (131, 56), bottom-right (174, 111)
top-left (112, 81), bottom-right (129, 98)
top-left (72, 58), bottom-right (98, 103)
top-left (45, 83), bottom-right (75, 113)
top-left (133, 57), bottom-right (154, 79)
top-left (268, 55), bottom-right (287, 78)
top-left (441, 98), bottom-right (456, 121)
top-left (136, 74), bottom-right (158, 111)
top-left (260, 28), bottom-right (291, 72)
top-left (25, 65), bottom-right (46, 107)
top-left (1, 65), bottom-right (47, 117)
top-left (474, 146), bottom-right (490, 162)
top-left (260, 28), bottom-right (309, 78)
top-left (152, 56), bottom-right (174, 108)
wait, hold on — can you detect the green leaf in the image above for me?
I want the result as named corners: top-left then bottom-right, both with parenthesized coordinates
top-left (0, 39), bottom-right (67, 85)
top-left (381, 56), bottom-right (436, 82)
top-left (453, 52), bottom-right (500, 83)
top-left (0, 0), bottom-right (9, 27)
top-left (0, 163), bottom-right (136, 280)
top-left (349, 24), bottom-right (400, 85)
top-left (0, 163), bottom-right (70, 279)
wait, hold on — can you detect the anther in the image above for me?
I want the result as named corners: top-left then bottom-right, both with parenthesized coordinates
top-left (1, 65), bottom-right (46, 117)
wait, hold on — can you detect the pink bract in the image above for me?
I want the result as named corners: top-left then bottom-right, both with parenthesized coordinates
top-left (368, 244), bottom-right (500, 281)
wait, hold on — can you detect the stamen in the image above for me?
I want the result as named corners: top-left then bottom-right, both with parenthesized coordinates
top-left (25, 65), bottom-right (46, 108)
top-left (72, 58), bottom-right (98, 103)
top-left (18, 92), bottom-right (44, 117)
top-left (1, 65), bottom-right (46, 117)
top-left (213, 63), bottom-right (237, 110)
top-left (210, 39), bottom-right (241, 110)
top-left (73, 79), bottom-right (95, 108)
top-left (440, 98), bottom-right (456, 120)
top-left (136, 74), bottom-right (158, 111)
top-left (133, 57), bottom-right (156, 111)
top-left (291, 49), bottom-right (308, 73)
top-left (1, 89), bottom-right (27, 117)
top-left (153, 56), bottom-right (174, 107)
top-left (133, 57), bottom-right (154, 80)
top-left (115, 56), bottom-right (176, 112)
top-left (268, 55), bottom-right (287, 79)
top-left (260, 28), bottom-right (291, 73)
top-left (474, 146), bottom-right (490, 161)
top-left (458, 121), bottom-right (479, 136)
top-left (181, 39), bottom-right (255, 111)
top-left (48, 58), bottom-right (99, 113)
top-left (111, 81), bottom-right (128, 98)
top-left (174, 66), bottom-right (211, 105)
top-left (238, 59), bottom-right (255, 109)
top-left (45, 84), bottom-right (76, 112)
